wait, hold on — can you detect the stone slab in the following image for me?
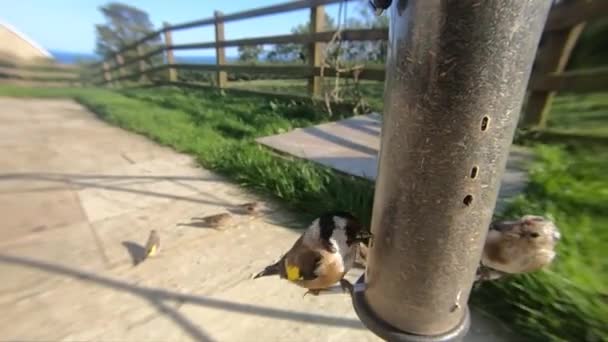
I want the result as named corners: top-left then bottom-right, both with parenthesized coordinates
top-left (256, 113), bottom-right (532, 205)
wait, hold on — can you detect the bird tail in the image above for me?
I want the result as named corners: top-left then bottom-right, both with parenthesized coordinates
top-left (253, 261), bottom-right (281, 279)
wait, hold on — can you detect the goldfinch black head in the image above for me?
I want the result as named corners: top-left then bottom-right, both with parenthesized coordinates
top-left (315, 211), bottom-right (372, 253)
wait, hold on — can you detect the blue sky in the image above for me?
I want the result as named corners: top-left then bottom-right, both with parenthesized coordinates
top-left (1, 0), bottom-right (363, 57)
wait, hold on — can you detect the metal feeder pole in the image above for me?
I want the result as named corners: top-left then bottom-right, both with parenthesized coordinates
top-left (352, 0), bottom-right (552, 341)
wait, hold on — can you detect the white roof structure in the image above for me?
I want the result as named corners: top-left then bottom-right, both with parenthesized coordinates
top-left (0, 20), bottom-right (53, 61)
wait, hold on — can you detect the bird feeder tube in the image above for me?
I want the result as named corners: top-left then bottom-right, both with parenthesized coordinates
top-left (352, 0), bottom-right (553, 341)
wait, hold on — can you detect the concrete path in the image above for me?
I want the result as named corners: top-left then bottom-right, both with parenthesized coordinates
top-left (0, 98), bottom-right (517, 341)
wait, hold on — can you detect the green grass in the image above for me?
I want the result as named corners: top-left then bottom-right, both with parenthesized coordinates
top-left (231, 79), bottom-right (608, 137)
top-left (473, 144), bottom-right (607, 341)
top-left (546, 93), bottom-right (608, 137)
top-left (0, 84), bottom-right (606, 341)
top-left (229, 78), bottom-right (385, 111)
top-left (0, 84), bottom-right (375, 222)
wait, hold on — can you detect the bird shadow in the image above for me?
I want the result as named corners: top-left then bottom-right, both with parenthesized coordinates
top-left (176, 221), bottom-right (220, 229)
top-left (0, 253), bottom-right (366, 342)
top-left (122, 241), bottom-right (146, 266)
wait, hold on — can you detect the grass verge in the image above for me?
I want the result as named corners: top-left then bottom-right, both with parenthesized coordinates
top-left (1, 84), bottom-right (606, 341)
top-left (473, 144), bottom-right (607, 341)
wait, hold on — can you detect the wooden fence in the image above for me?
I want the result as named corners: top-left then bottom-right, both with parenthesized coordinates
top-left (90, 0), bottom-right (608, 128)
top-left (0, 58), bottom-right (81, 86)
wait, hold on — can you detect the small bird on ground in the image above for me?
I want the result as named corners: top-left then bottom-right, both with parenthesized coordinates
top-left (476, 215), bottom-right (560, 282)
top-left (253, 211), bottom-right (372, 296)
top-left (192, 212), bottom-right (233, 228)
top-left (143, 230), bottom-right (160, 262)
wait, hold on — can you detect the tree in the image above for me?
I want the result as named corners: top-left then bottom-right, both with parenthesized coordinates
top-left (266, 13), bottom-right (336, 63)
top-left (341, 2), bottom-right (389, 63)
top-left (237, 45), bottom-right (264, 63)
top-left (95, 2), bottom-right (161, 56)
top-left (265, 2), bottom-right (389, 65)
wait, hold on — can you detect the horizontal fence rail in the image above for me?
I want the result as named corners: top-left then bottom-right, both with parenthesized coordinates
top-left (96, 0), bottom-right (606, 63)
top-left (544, 0), bottom-right (608, 31)
top-left (96, 28), bottom-right (388, 77)
top-left (91, 0), bottom-right (608, 125)
top-left (530, 67), bottom-right (608, 93)
top-left (94, 0), bottom-right (354, 66)
top-left (0, 59), bottom-right (82, 85)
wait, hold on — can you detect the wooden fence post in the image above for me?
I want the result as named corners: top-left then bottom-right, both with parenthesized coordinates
top-left (102, 61), bottom-right (113, 86)
top-left (522, 0), bottom-right (585, 128)
top-left (115, 53), bottom-right (126, 80)
top-left (136, 45), bottom-right (148, 82)
top-left (163, 22), bottom-right (177, 82)
top-left (214, 11), bottom-right (228, 89)
top-left (308, 5), bottom-right (325, 97)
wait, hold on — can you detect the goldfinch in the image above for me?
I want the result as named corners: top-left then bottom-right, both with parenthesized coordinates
top-left (193, 212), bottom-right (233, 228)
top-left (477, 215), bottom-right (560, 282)
top-left (143, 230), bottom-right (160, 260)
top-left (253, 211), bottom-right (372, 296)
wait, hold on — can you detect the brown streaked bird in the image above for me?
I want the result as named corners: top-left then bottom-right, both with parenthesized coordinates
top-left (477, 215), bottom-right (560, 282)
top-left (253, 211), bottom-right (372, 296)
top-left (352, 215), bottom-right (560, 283)
top-left (193, 212), bottom-right (233, 228)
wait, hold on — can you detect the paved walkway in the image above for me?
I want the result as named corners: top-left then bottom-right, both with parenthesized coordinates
top-left (0, 98), bottom-right (517, 341)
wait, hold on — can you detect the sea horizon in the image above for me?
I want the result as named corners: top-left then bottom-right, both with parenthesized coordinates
top-left (49, 50), bottom-right (235, 65)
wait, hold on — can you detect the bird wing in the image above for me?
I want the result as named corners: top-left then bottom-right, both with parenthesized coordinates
top-left (145, 244), bottom-right (158, 257)
top-left (288, 246), bottom-right (347, 289)
top-left (293, 249), bottom-right (323, 281)
top-left (282, 237), bottom-right (322, 281)
top-left (144, 232), bottom-right (159, 257)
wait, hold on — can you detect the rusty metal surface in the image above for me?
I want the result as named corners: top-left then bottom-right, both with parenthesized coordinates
top-left (361, 0), bottom-right (552, 337)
